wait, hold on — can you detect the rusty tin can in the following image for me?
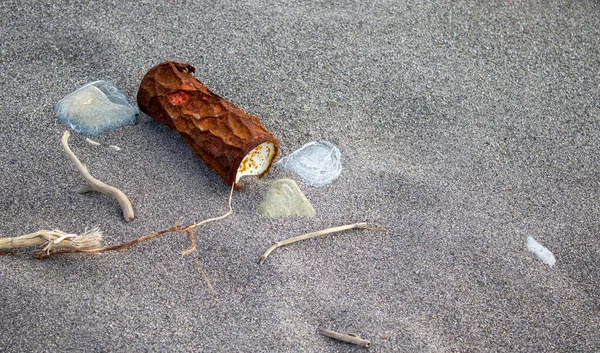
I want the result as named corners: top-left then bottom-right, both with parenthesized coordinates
top-left (137, 61), bottom-right (279, 187)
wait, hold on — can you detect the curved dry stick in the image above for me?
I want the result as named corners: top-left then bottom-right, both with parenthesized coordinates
top-left (61, 131), bottom-right (134, 221)
top-left (259, 222), bottom-right (388, 265)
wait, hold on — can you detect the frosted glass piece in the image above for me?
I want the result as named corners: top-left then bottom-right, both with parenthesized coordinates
top-left (55, 80), bottom-right (138, 136)
top-left (276, 141), bottom-right (341, 187)
top-left (257, 179), bottom-right (315, 218)
top-left (527, 236), bottom-right (556, 267)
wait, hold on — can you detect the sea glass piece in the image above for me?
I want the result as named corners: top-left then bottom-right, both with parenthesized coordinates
top-left (527, 236), bottom-right (556, 267)
top-left (55, 80), bottom-right (139, 135)
top-left (276, 141), bottom-right (341, 187)
top-left (256, 179), bottom-right (315, 218)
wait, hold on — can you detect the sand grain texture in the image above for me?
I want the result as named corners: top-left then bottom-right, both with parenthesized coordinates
top-left (1, 1), bottom-right (599, 351)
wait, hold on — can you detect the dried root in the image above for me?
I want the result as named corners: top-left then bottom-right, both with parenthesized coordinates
top-left (33, 183), bottom-right (235, 259)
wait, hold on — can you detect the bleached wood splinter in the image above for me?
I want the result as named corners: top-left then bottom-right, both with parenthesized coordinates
top-left (61, 130), bottom-right (134, 221)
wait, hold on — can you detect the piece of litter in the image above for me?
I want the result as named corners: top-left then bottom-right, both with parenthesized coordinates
top-left (137, 61), bottom-right (278, 188)
top-left (86, 138), bottom-right (101, 146)
top-left (276, 141), bottom-right (342, 187)
top-left (109, 145), bottom-right (121, 151)
top-left (55, 80), bottom-right (139, 136)
top-left (256, 178), bottom-right (315, 218)
top-left (527, 236), bottom-right (556, 267)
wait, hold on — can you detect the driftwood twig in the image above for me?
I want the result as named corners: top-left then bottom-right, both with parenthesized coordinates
top-left (61, 130), bottom-right (134, 222)
top-left (319, 328), bottom-right (371, 348)
top-left (259, 222), bottom-right (388, 265)
top-left (0, 228), bottom-right (102, 254)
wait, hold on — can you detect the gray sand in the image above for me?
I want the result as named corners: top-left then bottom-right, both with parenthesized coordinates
top-left (1, 1), bottom-right (599, 351)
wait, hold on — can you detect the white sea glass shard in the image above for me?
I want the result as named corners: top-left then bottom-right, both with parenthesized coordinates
top-left (527, 236), bottom-right (556, 267)
top-left (55, 80), bottom-right (139, 136)
top-left (276, 141), bottom-right (341, 187)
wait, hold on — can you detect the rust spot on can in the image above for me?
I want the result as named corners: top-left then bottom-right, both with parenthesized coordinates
top-left (168, 91), bottom-right (191, 106)
top-left (137, 61), bottom-right (279, 188)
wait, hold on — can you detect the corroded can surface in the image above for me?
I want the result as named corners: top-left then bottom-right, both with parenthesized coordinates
top-left (137, 61), bottom-right (279, 187)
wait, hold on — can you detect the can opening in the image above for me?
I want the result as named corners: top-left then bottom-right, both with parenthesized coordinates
top-left (236, 142), bottom-right (276, 183)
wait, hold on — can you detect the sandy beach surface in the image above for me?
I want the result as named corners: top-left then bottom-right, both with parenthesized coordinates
top-left (1, 1), bottom-right (599, 351)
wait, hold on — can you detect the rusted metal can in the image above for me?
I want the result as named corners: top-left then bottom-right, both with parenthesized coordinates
top-left (137, 61), bottom-right (279, 187)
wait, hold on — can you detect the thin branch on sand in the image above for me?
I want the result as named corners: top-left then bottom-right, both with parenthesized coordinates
top-left (61, 130), bottom-right (134, 222)
top-left (259, 222), bottom-right (388, 265)
top-left (318, 328), bottom-right (371, 348)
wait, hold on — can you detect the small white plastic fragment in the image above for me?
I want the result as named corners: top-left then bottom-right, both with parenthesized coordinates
top-left (109, 145), bottom-right (121, 151)
top-left (527, 236), bottom-right (556, 267)
top-left (86, 138), bottom-right (101, 146)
